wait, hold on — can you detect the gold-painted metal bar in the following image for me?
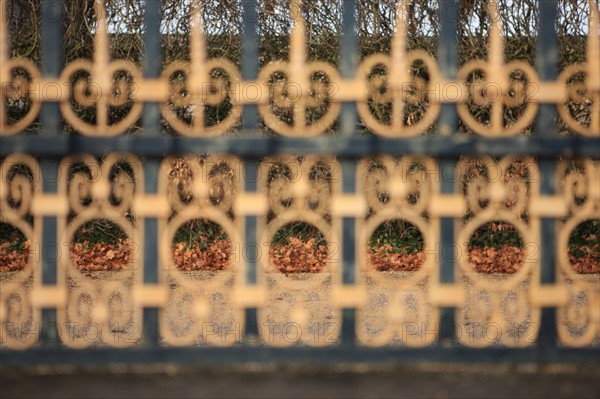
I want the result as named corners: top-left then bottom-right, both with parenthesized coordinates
top-left (133, 286), bottom-right (169, 308)
top-left (331, 287), bottom-right (367, 308)
top-left (31, 287), bottom-right (68, 309)
top-left (31, 195), bottom-right (69, 216)
top-left (429, 285), bottom-right (465, 307)
top-left (529, 286), bottom-right (570, 307)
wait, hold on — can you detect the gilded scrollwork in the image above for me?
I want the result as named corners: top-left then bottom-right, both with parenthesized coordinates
top-left (258, 156), bottom-right (340, 347)
top-left (1, 0), bottom-right (598, 137)
top-left (557, 159), bottom-right (599, 346)
top-left (57, 154), bottom-right (142, 348)
top-left (0, 155), bottom-right (39, 349)
top-left (159, 155), bottom-right (242, 346)
top-left (0, 0), bottom-right (599, 352)
top-left (356, 6), bottom-right (441, 137)
top-left (455, 157), bottom-right (540, 347)
top-left (357, 156), bottom-right (438, 346)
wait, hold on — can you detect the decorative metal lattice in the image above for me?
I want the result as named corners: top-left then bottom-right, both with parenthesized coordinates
top-left (0, 0), bottom-right (598, 354)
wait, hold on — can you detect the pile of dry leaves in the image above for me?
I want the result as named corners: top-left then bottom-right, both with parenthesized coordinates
top-left (369, 244), bottom-right (425, 272)
top-left (468, 246), bottom-right (525, 274)
top-left (568, 229), bottom-right (600, 274)
top-left (1, 234), bottom-right (598, 276)
top-left (270, 237), bottom-right (328, 274)
top-left (569, 253), bottom-right (600, 274)
top-left (0, 240), bottom-right (30, 272)
top-left (172, 239), bottom-right (231, 271)
top-left (70, 239), bottom-right (133, 274)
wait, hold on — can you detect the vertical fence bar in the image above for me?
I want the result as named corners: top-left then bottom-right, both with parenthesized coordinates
top-left (437, 0), bottom-right (459, 345)
top-left (340, 0), bottom-right (358, 345)
top-left (39, 0), bottom-right (62, 346)
top-left (340, 0), bottom-right (358, 138)
top-left (535, 0), bottom-right (559, 350)
top-left (141, 0), bottom-right (162, 346)
top-left (242, 0), bottom-right (260, 336)
top-left (242, 0), bottom-right (259, 132)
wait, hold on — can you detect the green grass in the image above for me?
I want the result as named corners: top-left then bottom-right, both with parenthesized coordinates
top-left (173, 219), bottom-right (228, 250)
top-left (369, 220), bottom-right (424, 255)
top-left (271, 222), bottom-right (327, 247)
top-left (73, 220), bottom-right (127, 248)
top-left (468, 221), bottom-right (524, 250)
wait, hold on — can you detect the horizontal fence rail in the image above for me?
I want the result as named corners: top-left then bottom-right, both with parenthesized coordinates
top-left (0, 0), bottom-right (599, 365)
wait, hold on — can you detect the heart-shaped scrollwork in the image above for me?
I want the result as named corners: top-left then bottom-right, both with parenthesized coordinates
top-left (59, 60), bottom-right (143, 136)
top-left (357, 51), bottom-right (440, 137)
top-left (457, 61), bottom-right (539, 136)
top-left (557, 64), bottom-right (599, 136)
top-left (258, 61), bottom-right (340, 136)
top-left (160, 59), bottom-right (242, 136)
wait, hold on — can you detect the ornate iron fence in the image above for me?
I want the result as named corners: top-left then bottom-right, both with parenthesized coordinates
top-left (0, 0), bottom-right (599, 365)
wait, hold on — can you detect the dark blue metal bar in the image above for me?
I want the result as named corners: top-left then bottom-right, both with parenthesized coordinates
top-left (437, 0), bottom-right (459, 284)
top-left (242, 0), bottom-right (259, 281)
top-left (242, 0), bottom-right (259, 131)
top-left (141, 156), bottom-right (159, 347)
top-left (40, 0), bottom-right (63, 93)
top-left (437, 0), bottom-right (458, 137)
top-left (243, 161), bottom-right (258, 287)
top-left (141, 0), bottom-right (162, 283)
top-left (1, 345), bottom-right (598, 367)
top-left (536, 0), bottom-right (559, 350)
top-left (243, 156), bottom-right (259, 334)
top-left (341, 159), bottom-right (357, 345)
top-left (38, 0), bottom-right (63, 346)
top-left (340, 0), bottom-right (357, 80)
top-left (241, 0), bottom-right (259, 285)
top-left (340, 0), bottom-right (358, 345)
top-left (141, 0), bottom-right (163, 346)
top-left (340, 0), bottom-right (358, 138)
top-left (241, 0), bottom-right (260, 337)
top-left (339, 0), bottom-right (358, 289)
top-left (142, 0), bottom-right (162, 137)
top-left (341, 160), bottom-right (357, 286)
top-left (39, 0), bottom-right (63, 278)
top-left (437, 0), bottom-right (459, 345)
top-left (2, 135), bottom-right (597, 158)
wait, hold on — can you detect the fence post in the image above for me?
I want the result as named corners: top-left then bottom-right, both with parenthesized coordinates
top-left (141, 0), bottom-right (162, 347)
top-left (437, 0), bottom-right (459, 346)
top-left (38, 0), bottom-right (63, 347)
top-left (536, 0), bottom-right (559, 352)
top-left (242, 0), bottom-right (260, 340)
top-left (339, 0), bottom-right (359, 345)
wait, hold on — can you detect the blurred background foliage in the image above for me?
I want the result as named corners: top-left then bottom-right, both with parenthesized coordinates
top-left (2, 0), bottom-right (593, 135)
top-left (5, 0), bottom-right (589, 74)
